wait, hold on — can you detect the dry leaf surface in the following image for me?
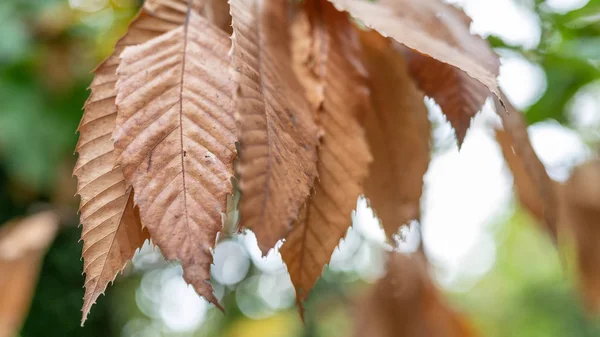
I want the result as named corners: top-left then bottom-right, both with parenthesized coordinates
top-left (325, 0), bottom-right (501, 101)
top-left (499, 125), bottom-right (600, 312)
top-left (289, 2), bottom-right (327, 112)
top-left (494, 96), bottom-right (559, 238)
top-left (207, 0), bottom-right (233, 34)
top-left (230, 0), bottom-right (320, 254)
top-left (281, 0), bottom-right (372, 305)
top-left (378, 0), bottom-right (498, 145)
top-left (113, 10), bottom-right (236, 307)
top-left (0, 212), bottom-right (59, 337)
top-left (565, 160), bottom-right (600, 312)
top-left (74, 0), bottom-right (206, 322)
top-left (496, 129), bottom-right (554, 229)
top-left (360, 31), bottom-right (431, 239)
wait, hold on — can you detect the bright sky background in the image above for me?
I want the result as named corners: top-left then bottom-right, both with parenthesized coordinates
top-left (71, 0), bottom-right (597, 333)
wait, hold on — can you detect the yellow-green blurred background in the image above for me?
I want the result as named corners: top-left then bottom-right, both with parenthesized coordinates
top-left (1, 0), bottom-right (600, 336)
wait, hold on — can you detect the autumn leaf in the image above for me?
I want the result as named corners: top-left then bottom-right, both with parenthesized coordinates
top-left (360, 31), bottom-right (431, 239)
top-left (494, 96), bottom-right (559, 238)
top-left (499, 122), bottom-right (600, 312)
top-left (230, 0), bottom-right (320, 254)
top-left (354, 252), bottom-right (479, 337)
top-left (74, 0), bottom-right (205, 324)
top-left (0, 212), bottom-right (59, 337)
top-left (495, 128), bottom-right (560, 238)
top-left (409, 55), bottom-right (488, 147)
top-left (206, 0), bottom-right (232, 34)
top-left (66, 0), bottom-right (580, 327)
top-left (281, 0), bottom-right (372, 306)
top-left (113, 7), bottom-right (236, 308)
top-left (289, 2), bottom-right (326, 113)
top-left (325, 0), bottom-right (501, 102)
top-left (376, 0), bottom-right (499, 146)
top-left (564, 160), bottom-right (600, 313)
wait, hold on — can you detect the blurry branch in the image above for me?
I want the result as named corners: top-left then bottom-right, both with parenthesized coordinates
top-left (353, 252), bottom-right (479, 337)
top-left (0, 211), bottom-right (60, 337)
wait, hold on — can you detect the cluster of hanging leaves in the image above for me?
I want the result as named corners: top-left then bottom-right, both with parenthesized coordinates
top-left (0, 212), bottom-right (59, 337)
top-left (497, 126), bottom-right (600, 313)
top-left (74, 0), bottom-right (556, 323)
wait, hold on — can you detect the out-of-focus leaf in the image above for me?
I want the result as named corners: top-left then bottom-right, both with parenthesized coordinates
top-left (0, 212), bottom-right (59, 337)
top-left (354, 252), bottom-right (479, 337)
top-left (564, 160), bottom-right (600, 313)
top-left (499, 125), bottom-right (600, 313)
top-left (495, 128), bottom-right (562, 238)
top-left (495, 96), bottom-right (560, 240)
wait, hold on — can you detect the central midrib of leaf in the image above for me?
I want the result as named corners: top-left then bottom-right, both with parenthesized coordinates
top-left (178, 3), bottom-right (194, 239)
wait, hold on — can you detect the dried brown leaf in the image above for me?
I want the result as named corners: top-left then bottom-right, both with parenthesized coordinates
top-left (407, 56), bottom-right (489, 146)
top-left (230, 0), bottom-right (320, 254)
top-left (113, 9), bottom-right (236, 307)
top-left (377, 0), bottom-right (498, 145)
top-left (325, 0), bottom-right (501, 103)
top-left (354, 252), bottom-right (479, 337)
top-left (496, 105), bottom-right (600, 313)
top-left (360, 31), bottom-right (431, 239)
top-left (496, 129), bottom-right (548, 226)
top-left (494, 96), bottom-right (559, 239)
top-left (74, 0), bottom-right (204, 323)
top-left (206, 0), bottom-right (232, 34)
top-left (289, 3), bottom-right (326, 112)
top-left (0, 212), bottom-right (59, 337)
top-left (565, 160), bottom-right (600, 312)
top-left (281, 0), bottom-right (372, 305)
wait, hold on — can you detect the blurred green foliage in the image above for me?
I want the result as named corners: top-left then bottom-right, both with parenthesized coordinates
top-left (0, 1), bottom-right (138, 336)
top-left (0, 0), bottom-right (599, 337)
top-left (491, 0), bottom-right (600, 127)
top-left (455, 210), bottom-right (600, 337)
